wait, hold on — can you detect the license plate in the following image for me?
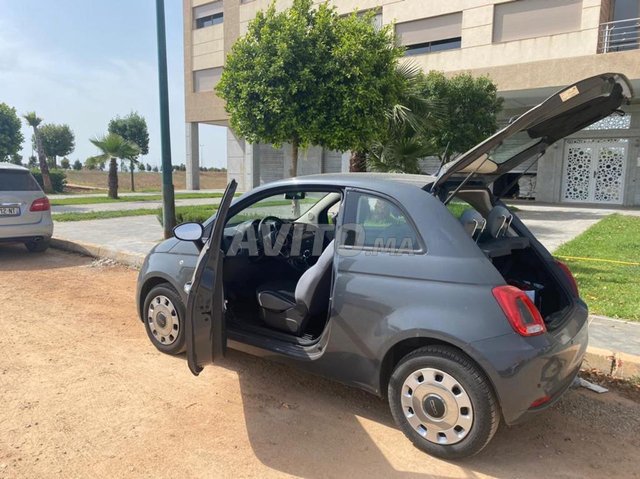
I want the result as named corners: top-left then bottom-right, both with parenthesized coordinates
top-left (0, 207), bottom-right (20, 217)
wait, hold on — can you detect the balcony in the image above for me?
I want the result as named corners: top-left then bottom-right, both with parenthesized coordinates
top-left (598, 17), bottom-right (640, 53)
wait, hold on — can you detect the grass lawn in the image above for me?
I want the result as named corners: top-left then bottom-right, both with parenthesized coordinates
top-left (51, 192), bottom-right (228, 206)
top-left (53, 204), bottom-right (220, 223)
top-left (555, 214), bottom-right (640, 321)
top-left (64, 170), bottom-right (228, 191)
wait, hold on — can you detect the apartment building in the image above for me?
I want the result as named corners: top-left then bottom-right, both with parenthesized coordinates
top-left (183, 0), bottom-right (640, 206)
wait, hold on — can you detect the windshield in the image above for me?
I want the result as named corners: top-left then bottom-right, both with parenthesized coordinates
top-left (226, 192), bottom-right (331, 226)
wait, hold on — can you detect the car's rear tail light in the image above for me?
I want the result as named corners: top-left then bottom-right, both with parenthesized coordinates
top-left (30, 197), bottom-right (50, 212)
top-left (555, 260), bottom-right (579, 296)
top-left (492, 285), bottom-right (546, 337)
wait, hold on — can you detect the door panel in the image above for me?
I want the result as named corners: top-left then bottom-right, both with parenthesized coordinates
top-left (185, 180), bottom-right (237, 375)
top-left (562, 139), bottom-right (628, 204)
top-left (593, 143), bottom-right (627, 204)
top-left (562, 142), bottom-right (593, 202)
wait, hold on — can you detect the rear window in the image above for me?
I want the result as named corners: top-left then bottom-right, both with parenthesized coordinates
top-left (0, 170), bottom-right (42, 191)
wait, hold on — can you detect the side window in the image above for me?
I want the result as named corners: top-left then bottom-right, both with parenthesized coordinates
top-left (342, 192), bottom-right (421, 252)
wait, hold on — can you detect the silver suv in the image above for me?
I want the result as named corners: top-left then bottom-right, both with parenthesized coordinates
top-left (0, 163), bottom-right (53, 252)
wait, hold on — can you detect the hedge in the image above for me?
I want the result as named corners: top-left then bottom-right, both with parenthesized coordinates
top-left (31, 169), bottom-right (67, 193)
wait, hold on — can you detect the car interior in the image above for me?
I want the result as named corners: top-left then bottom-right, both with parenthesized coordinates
top-left (221, 190), bottom-right (343, 344)
top-left (451, 187), bottom-right (571, 329)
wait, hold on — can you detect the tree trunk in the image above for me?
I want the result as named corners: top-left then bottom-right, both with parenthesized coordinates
top-left (130, 160), bottom-right (135, 192)
top-left (108, 158), bottom-right (119, 199)
top-left (349, 151), bottom-right (366, 172)
top-left (34, 130), bottom-right (53, 193)
top-left (290, 141), bottom-right (300, 217)
top-left (289, 140), bottom-right (299, 178)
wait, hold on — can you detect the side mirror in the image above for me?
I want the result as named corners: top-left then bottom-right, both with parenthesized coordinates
top-left (173, 222), bottom-right (204, 242)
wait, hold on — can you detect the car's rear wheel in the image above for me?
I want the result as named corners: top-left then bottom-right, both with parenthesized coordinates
top-left (388, 345), bottom-right (500, 459)
top-left (143, 284), bottom-right (185, 355)
top-left (24, 239), bottom-right (50, 252)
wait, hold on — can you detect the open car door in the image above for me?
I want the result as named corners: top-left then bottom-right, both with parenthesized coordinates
top-left (185, 180), bottom-right (237, 376)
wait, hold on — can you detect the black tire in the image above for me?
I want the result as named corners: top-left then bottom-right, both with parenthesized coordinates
top-left (25, 239), bottom-right (50, 253)
top-left (388, 345), bottom-right (500, 459)
top-left (143, 283), bottom-right (186, 355)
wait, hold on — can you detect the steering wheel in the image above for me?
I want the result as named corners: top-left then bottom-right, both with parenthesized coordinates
top-left (257, 216), bottom-right (286, 256)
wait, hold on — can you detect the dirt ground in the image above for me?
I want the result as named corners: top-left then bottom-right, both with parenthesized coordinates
top-left (1, 245), bottom-right (639, 479)
top-left (63, 171), bottom-right (228, 192)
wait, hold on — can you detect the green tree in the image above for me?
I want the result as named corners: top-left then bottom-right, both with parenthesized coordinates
top-left (87, 133), bottom-right (139, 199)
top-left (23, 112), bottom-right (53, 193)
top-left (60, 157), bottom-right (71, 169)
top-left (217, 0), bottom-right (403, 177)
top-left (417, 71), bottom-right (503, 164)
top-left (72, 159), bottom-right (82, 171)
top-left (0, 103), bottom-right (24, 162)
top-left (146, 163), bottom-right (152, 171)
top-left (27, 155), bottom-right (38, 168)
top-left (38, 123), bottom-right (75, 168)
top-left (108, 112), bottom-right (149, 192)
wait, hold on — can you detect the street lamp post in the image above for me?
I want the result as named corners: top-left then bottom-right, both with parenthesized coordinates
top-left (155, 0), bottom-right (176, 238)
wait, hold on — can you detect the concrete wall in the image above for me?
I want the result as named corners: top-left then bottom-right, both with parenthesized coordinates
top-left (226, 134), bottom-right (346, 191)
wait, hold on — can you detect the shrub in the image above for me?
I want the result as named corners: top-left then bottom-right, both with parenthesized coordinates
top-left (156, 205), bottom-right (217, 227)
top-left (31, 169), bottom-right (66, 193)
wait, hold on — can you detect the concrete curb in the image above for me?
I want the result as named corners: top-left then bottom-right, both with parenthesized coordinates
top-left (584, 346), bottom-right (640, 379)
top-left (50, 237), bottom-right (145, 268)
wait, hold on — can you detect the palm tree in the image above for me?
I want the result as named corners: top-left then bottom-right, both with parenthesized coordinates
top-left (87, 133), bottom-right (140, 199)
top-left (367, 63), bottom-right (444, 173)
top-left (23, 112), bottom-right (53, 193)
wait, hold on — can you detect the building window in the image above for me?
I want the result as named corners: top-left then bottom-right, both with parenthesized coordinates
top-left (396, 13), bottom-right (462, 56)
top-left (194, 1), bottom-right (223, 29)
top-left (613, 0), bottom-right (640, 22)
top-left (405, 37), bottom-right (462, 55)
top-left (493, 0), bottom-right (583, 43)
top-left (194, 67), bottom-right (223, 92)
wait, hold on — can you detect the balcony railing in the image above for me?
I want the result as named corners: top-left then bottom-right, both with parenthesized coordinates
top-left (598, 17), bottom-right (640, 53)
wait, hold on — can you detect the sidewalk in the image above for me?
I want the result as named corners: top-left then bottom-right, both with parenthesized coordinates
top-left (52, 216), bottom-right (162, 266)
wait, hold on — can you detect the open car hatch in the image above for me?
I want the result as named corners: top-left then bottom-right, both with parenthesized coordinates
top-left (431, 73), bottom-right (633, 192)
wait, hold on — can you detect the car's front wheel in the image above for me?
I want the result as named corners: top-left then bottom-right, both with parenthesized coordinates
top-left (143, 284), bottom-right (186, 355)
top-left (388, 345), bottom-right (500, 459)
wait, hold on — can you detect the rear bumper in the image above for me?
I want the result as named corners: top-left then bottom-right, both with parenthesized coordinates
top-left (0, 216), bottom-right (53, 242)
top-left (471, 301), bottom-right (589, 425)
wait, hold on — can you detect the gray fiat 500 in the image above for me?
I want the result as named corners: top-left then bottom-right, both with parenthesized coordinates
top-left (136, 73), bottom-right (632, 458)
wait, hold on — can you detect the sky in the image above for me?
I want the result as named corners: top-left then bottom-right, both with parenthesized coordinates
top-left (0, 0), bottom-right (227, 168)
